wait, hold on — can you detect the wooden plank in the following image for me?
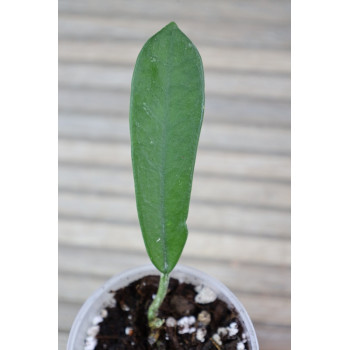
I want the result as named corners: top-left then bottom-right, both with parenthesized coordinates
top-left (59, 301), bottom-right (80, 333)
top-left (59, 63), bottom-right (290, 100)
top-left (58, 15), bottom-right (290, 50)
top-left (59, 41), bottom-right (290, 74)
top-left (204, 95), bottom-right (290, 128)
top-left (58, 0), bottom-right (290, 26)
top-left (59, 244), bottom-right (291, 296)
top-left (239, 294), bottom-right (290, 327)
top-left (58, 301), bottom-right (290, 350)
top-left (59, 331), bottom-right (69, 350)
top-left (59, 165), bottom-right (290, 210)
top-left (58, 219), bottom-right (290, 265)
top-left (59, 88), bottom-right (291, 128)
top-left (59, 89), bottom-right (290, 129)
top-left (58, 139), bottom-right (291, 181)
top-left (58, 273), bottom-right (290, 327)
top-left (255, 324), bottom-right (290, 350)
top-left (59, 113), bottom-right (290, 156)
top-left (58, 191), bottom-right (290, 239)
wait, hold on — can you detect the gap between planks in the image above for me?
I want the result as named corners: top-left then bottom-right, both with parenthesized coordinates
top-left (58, 14), bottom-right (290, 50)
top-left (59, 87), bottom-right (291, 129)
top-left (58, 63), bottom-right (290, 100)
top-left (58, 139), bottom-right (291, 181)
top-left (59, 186), bottom-right (290, 215)
top-left (58, 218), bottom-right (290, 265)
top-left (58, 243), bottom-right (290, 297)
top-left (59, 135), bottom-right (290, 158)
top-left (58, 0), bottom-right (290, 26)
top-left (58, 83), bottom-right (291, 105)
top-left (59, 112), bottom-right (290, 156)
top-left (59, 165), bottom-right (290, 210)
top-left (58, 41), bottom-right (290, 74)
top-left (59, 213), bottom-right (290, 241)
top-left (58, 191), bottom-right (291, 240)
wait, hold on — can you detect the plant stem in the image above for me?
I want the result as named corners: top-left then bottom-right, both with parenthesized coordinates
top-left (147, 272), bottom-right (170, 327)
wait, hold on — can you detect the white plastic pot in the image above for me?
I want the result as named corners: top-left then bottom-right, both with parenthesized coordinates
top-left (67, 264), bottom-right (259, 350)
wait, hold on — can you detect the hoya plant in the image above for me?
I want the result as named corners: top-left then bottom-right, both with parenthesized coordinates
top-left (129, 22), bottom-right (204, 341)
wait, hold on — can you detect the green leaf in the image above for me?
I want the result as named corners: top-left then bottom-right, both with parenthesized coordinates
top-left (129, 22), bottom-right (205, 273)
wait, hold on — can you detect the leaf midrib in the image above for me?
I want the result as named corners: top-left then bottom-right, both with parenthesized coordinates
top-left (159, 27), bottom-right (175, 272)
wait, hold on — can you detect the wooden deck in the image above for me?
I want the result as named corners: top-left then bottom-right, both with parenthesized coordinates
top-left (58, 1), bottom-right (291, 349)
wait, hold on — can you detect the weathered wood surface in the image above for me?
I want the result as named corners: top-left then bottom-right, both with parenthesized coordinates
top-left (59, 165), bottom-right (290, 209)
top-left (59, 63), bottom-right (290, 100)
top-left (59, 88), bottom-right (291, 128)
top-left (59, 113), bottom-right (290, 155)
top-left (59, 139), bottom-right (290, 181)
top-left (58, 14), bottom-right (289, 50)
top-left (58, 1), bottom-right (290, 349)
top-left (59, 42), bottom-right (290, 74)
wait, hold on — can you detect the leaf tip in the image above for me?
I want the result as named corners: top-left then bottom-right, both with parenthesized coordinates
top-left (165, 21), bottom-right (178, 30)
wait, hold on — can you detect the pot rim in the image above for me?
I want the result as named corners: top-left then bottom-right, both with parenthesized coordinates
top-left (67, 264), bottom-right (259, 350)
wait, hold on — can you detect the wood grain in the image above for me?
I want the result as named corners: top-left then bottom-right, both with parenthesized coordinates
top-left (58, 191), bottom-right (290, 239)
top-left (59, 165), bottom-right (290, 209)
top-left (59, 331), bottom-right (69, 350)
top-left (59, 244), bottom-right (290, 296)
top-left (59, 113), bottom-right (290, 155)
top-left (58, 0), bottom-right (290, 26)
top-left (58, 218), bottom-right (290, 265)
top-left (59, 88), bottom-right (291, 128)
top-left (59, 41), bottom-right (290, 74)
top-left (59, 139), bottom-right (290, 181)
top-left (59, 63), bottom-right (290, 100)
top-left (59, 14), bottom-right (289, 50)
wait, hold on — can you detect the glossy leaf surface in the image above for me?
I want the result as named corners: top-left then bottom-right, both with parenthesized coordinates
top-left (130, 22), bottom-right (205, 273)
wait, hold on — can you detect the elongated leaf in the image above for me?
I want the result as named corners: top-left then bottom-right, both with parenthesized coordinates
top-left (129, 22), bottom-right (205, 273)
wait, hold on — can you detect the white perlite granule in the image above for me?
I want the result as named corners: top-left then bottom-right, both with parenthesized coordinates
top-left (84, 336), bottom-right (97, 350)
top-left (125, 327), bottom-right (133, 336)
top-left (87, 325), bottom-right (99, 337)
top-left (217, 327), bottom-right (228, 337)
top-left (92, 315), bottom-right (103, 325)
top-left (121, 303), bottom-right (130, 311)
top-left (194, 286), bottom-right (217, 304)
top-left (166, 317), bottom-right (177, 327)
top-left (100, 309), bottom-right (108, 318)
top-left (195, 284), bottom-right (204, 293)
top-left (227, 322), bottom-right (239, 336)
top-left (179, 326), bottom-right (196, 335)
top-left (237, 341), bottom-right (245, 350)
top-left (177, 316), bottom-right (196, 334)
top-left (212, 333), bottom-right (222, 346)
top-left (209, 321), bottom-right (241, 347)
top-left (178, 315), bottom-right (196, 326)
top-left (84, 307), bottom-right (109, 350)
top-left (196, 328), bottom-right (207, 342)
top-left (107, 298), bottom-right (116, 308)
top-left (84, 303), bottom-right (113, 350)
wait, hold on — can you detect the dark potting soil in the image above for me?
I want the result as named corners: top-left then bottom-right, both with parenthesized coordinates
top-left (94, 275), bottom-right (249, 350)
